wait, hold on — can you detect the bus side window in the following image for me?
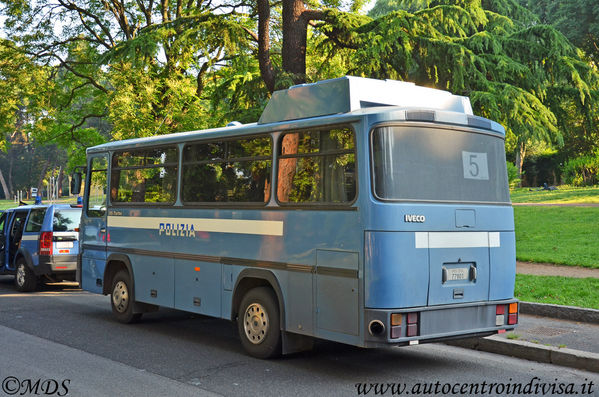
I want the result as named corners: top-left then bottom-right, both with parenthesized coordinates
top-left (111, 147), bottom-right (178, 204)
top-left (181, 136), bottom-right (272, 204)
top-left (87, 156), bottom-right (108, 217)
top-left (277, 127), bottom-right (356, 204)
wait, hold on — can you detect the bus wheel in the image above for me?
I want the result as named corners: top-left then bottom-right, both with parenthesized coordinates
top-left (111, 270), bottom-right (142, 323)
top-left (238, 287), bottom-right (282, 359)
top-left (15, 259), bottom-right (38, 292)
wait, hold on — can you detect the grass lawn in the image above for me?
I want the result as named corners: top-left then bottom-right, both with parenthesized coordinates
top-left (510, 185), bottom-right (599, 203)
top-left (515, 274), bottom-right (599, 309)
top-left (514, 206), bottom-right (599, 268)
top-left (0, 197), bottom-right (77, 211)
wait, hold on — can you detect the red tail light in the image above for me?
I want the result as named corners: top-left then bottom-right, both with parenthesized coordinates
top-left (39, 232), bottom-right (53, 255)
top-left (406, 312), bottom-right (419, 337)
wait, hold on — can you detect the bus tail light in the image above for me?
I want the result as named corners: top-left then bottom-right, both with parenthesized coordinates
top-left (390, 313), bottom-right (402, 338)
top-left (508, 302), bottom-right (519, 325)
top-left (495, 305), bottom-right (505, 325)
top-left (406, 312), bottom-right (419, 337)
top-left (39, 232), bottom-right (53, 256)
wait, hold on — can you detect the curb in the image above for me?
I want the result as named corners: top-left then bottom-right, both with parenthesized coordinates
top-left (448, 335), bottom-right (599, 373)
top-left (520, 302), bottom-right (599, 324)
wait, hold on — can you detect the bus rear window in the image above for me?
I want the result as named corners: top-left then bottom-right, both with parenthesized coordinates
top-left (53, 209), bottom-right (82, 232)
top-left (372, 126), bottom-right (510, 203)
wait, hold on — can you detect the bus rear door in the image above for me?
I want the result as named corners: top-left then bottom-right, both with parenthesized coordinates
top-left (80, 154), bottom-right (109, 293)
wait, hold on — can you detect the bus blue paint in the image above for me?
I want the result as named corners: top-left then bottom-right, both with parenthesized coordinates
top-left (77, 76), bottom-right (518, 357)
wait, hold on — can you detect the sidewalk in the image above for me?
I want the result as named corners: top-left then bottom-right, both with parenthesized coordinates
top-left (451, 262), bottom-right (599, 373)
top-left (517, 261), bottom-right (599, 278)
top-left (502, 313), bottom-right (599, 354)
top-left (450, 312), bottom-right (599, 373)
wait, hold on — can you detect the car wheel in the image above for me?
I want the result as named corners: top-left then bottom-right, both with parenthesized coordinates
top-left (238, 287), bottom-right (282, 359)
top-left (15, 259), bottom-right (38, 292)
top-left (110, 270), bottom-right (142, 323)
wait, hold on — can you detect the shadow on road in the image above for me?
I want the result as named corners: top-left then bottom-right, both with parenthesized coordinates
top-left (0, 275), bottom-right (80, 293)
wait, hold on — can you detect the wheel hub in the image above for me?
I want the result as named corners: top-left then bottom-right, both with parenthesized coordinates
top-left (112, 281), bottom-right (129, 313)
top-left (16, 265), bottom-right (25, 287)
top-left (243, 303), bottom-right (269, 345)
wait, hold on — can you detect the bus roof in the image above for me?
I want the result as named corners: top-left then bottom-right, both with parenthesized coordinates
top-left (87, 76), bottom-right (504, 154)
top-left (258, 76), bottom-right (473, 124)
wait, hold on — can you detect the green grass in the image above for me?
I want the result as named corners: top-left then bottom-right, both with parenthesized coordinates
top-left (515, 274), bottom-right (599, 309)
top-left (0, 197), bottom-right (77, 211)
top-left (514, 206), bottom-right (599, 268)
top-left (510, 185), bottom-right (599, 203)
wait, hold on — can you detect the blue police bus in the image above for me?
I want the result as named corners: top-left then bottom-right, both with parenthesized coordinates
top-left (74, 77), bottom-right (518, 358)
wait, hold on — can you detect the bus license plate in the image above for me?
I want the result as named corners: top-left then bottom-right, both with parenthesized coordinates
top-left (447, 267), bottom-right (469, 281)
top-left (56, 242), bottom-right (74, 249)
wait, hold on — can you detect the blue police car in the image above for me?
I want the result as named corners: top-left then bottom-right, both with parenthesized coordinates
top-left (0, 204), bottom-right (82, 292)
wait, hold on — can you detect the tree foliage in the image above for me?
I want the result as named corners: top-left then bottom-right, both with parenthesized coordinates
top-left (321, 0), bottom-right (599, 174)
top-left (0, 0), bottom-right (597, 186)
top-left (518, 0), bottom-right (599, 67)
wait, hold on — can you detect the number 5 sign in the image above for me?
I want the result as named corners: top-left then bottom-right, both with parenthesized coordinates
top-left (462, 151), bottom-right (489, 180)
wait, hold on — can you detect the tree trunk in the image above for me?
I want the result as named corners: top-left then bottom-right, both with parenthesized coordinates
top-left (0, 169), bottom-right (10, 200)
top-left (256, 1), bottom-right (327, 91)
top-left (37, 161), bottom-right (49, 193)
top-left (276, 133), bottom-right (300, 202)
top-left (515, 142), bottom-right (526, 186)
top-left (57, 166), bottom-right (64, 197)
top-left (258, 0), bottom-right (276, 93)
top-left (7, 149), bottom-right (14, 197)
top-left (282, 0), bottom-right (308, 85)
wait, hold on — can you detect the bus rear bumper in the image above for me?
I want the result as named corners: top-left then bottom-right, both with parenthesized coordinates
top-left (363, 299), bottom-right (518, 348)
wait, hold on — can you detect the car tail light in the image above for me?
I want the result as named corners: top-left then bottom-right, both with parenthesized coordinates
top-left (406, 312), bottom-right (419, 337)
top-left (39, 232), bottom-right (53, 255)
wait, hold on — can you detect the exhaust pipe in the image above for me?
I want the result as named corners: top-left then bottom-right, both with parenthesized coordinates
top-left (368, 320), bottom-right (385, 336)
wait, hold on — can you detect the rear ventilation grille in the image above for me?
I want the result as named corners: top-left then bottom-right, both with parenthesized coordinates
top-left (406, 110), bottom-right (435, 121)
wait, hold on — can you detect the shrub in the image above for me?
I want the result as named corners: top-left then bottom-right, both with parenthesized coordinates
top-left (506, 161), bottom-right (521, 188)
top-left (562, 155), bottom-right (599, 186)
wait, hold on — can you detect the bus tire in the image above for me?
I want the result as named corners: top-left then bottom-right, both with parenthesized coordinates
top-left (15, 259), bottom-right (38, 292)
top-left (238, 287), bottom-right (282, 359)
top-left (111, 270), bottom-right (142, 323)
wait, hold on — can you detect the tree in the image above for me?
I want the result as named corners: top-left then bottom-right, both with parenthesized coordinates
top-left (310, 0), bottom-right (599, 176)
top-left (255, 0), bottom-right (367, 91)
top-left (0, 40), bottom-right (56, 199)
top-left (1, 0), bottom-right (255, 167)
top-left (518, 0), bottom-right (599, 67)
top-left (517, 0), bottom-right (599, 159)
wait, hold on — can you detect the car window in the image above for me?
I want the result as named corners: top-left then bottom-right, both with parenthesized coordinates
top-left (25, 208), bottom-right (47, 233)
top-left (10, 212), bottom-right (28, 239)
top-left (0, 212), bottom-right (5, 234)
top-left (53, 209), bottom-right (82, 232)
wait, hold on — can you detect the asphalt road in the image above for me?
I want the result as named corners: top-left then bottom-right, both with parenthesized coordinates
top-left (0, 275), bottom-right (597, 397)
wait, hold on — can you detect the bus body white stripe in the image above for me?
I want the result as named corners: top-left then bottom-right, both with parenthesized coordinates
top-left (415, 232), bottom-right (500, 249)
top-left (107, 216), bottom-right (284, 236)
